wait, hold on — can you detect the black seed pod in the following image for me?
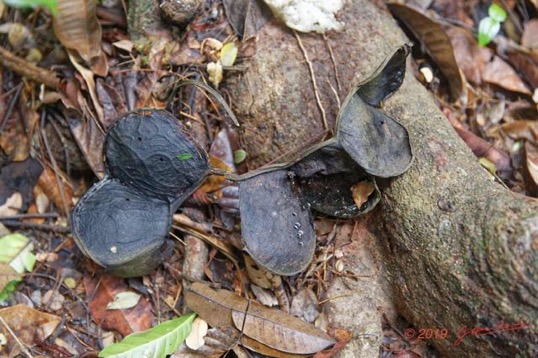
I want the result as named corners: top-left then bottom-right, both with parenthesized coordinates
top-left (105, 109), bottom-right (210, 204)
top-left (71, 178), bottom-right (173, 277)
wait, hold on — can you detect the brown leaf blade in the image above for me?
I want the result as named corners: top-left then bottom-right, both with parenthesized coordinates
top-left (0, 304), bottom-right (60, 352)
top-left (185, 282), bottom-right (248, 329)
top-left (53, 0), bottom-right (102, 62)
top-left (0, 262), bottom-right (22, 294)
top-left (232, 301), bottom-right (335, 354)
top-left (388, 3), bottom-right (465, 99)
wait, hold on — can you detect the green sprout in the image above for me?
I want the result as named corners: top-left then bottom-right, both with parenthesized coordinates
top-left (176, 153), bottom-right (193, 161)
top-left (478, 3), bottom-right (507, 47)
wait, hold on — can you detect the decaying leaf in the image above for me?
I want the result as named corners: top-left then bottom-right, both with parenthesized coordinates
top-left (53, 0), bottom-right (102, 62)
top-left (523, 143), bottom-right (538, 197)
top-left (107, 291), bottom-right (142, 310)
top-left (185, 282), bottom-right (247, 329)
top-left (388, 3), bottom-right (465, 99)
top-left (185, 317), bottom-right (209, 350)
top-left (186, 283), bottom-right (335, 355)
top-left (0, 262), bottom-right (22, 300)
top-left (98, 312), bottom-right (195, 358)
top-left (482, 56), bottom-right (531, 95)
top-left (241, 335), bottom-right (308, 357)
top-left (0, 304), bottom-right (60, 352)
top-left (351, 181), bottom-right (376, 209)
top-left (83, 275), bottom-right (153, 336)
top-left (173, 326), bottom-right (241, 357)
top-left (239, 170), bottom-right (316, 276)
top-left (232, 300), bottom-right (335, 354)
top-left (223, 0), bottom-right (273, 40)
top-left (0, 233), bottom-right (36, 274)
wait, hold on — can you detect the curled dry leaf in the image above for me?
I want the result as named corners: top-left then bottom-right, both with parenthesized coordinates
top-left (239, 170), bottom-right (316, 276)
top-left (388, 3), bottom-right (465, 99)
top-left (223, 0), bottom-right (273, 40)
top-left (53, 0), bottom-right (102, 62)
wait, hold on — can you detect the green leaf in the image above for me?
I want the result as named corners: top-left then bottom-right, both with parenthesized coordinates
top-left (176, 153), bottom-right (193, 161)
top-left (0, 233), bottom-right (36, 273)
top-left (478, 17), bottom-right (500, 47)
top-left (233, 149), bottom-right (247, 164)
top-left (3, 0), bottom-right (58, 16)
top-left (220, 42), bottom-right (238, 67)
top-left (488, 3), bottom-right (507, 23)
top-left (99, 312), bottom-right (196, 358)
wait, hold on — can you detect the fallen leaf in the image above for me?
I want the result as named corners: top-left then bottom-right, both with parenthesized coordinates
top-left (223, 0), bottom-right (273, 39)
top-left (290, 288), bottom-right (319, 323)
top-left (499, 120), bottom-right (538, 142)
top-left (0, 158), bottom-right (43, 212)
top-left (43, 289), bottom-right (65, 311)
top-left (84, 275), bottom-right (153, 336)
top-left (53, 0), bottom-right (102, 62)
top-left (506, 48), bottom-right (538, 89)
top-left (0, 233), bottom-right (36, 274)
top-left (482, 56), bottom-right (531, 94)
top-left (232, 300), bottom-right (336, 354)
top-left (523, 143), bottom-right (538, 197)
top-left (0, 304), bottom-right (60, 352)
top-left (351, 181), bottom-right (375, 209)
top-left (241, 335), bottom-right (307, 357)
top-left (185, 317), bottom-right (208, 350)
top-left (107, 291), bottom-right (142, 310)
top-left (185, 282), bottom-right (247, 329)
top-left (36, 166), bottom-right (73, 215)
top-left (172, 326), bottom-right (241, 357)
top-left (0, 193), bottom-right (22, 217)
top-left (244, 256), bottom-right (272, 289)
top-left (99, 312), bottom-right (195, 358)
top-left (251, 285), bottom-right (278, 307)
top-left (446, 26), bottom-right (492, 85)
top-left (0, 263), bottom-right (22, 299)
top-left (220, 42), bottom-right (238, 67)
top-left (521, 19), bottom-right (538, 49)
top-left (68, 111), bottom-right (106, 178)
top-left (388, 3), bottom-right (465, 99)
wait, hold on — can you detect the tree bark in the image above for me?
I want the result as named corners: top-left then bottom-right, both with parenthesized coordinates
top-left (224, 1), bottom-right (538, 356)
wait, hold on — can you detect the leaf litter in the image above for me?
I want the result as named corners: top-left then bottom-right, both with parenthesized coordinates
top-left (1, 0), bottom-right (537, 356)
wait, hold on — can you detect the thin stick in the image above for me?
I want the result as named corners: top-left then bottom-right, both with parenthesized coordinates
top-left (323, 33), bottom-right (342, 92)
top-left (0, 316), bottom-right (33, 358)
top-left (0, 46), bottom-right (59, 89)
top-left (294, 31), bottom-right (328, 133)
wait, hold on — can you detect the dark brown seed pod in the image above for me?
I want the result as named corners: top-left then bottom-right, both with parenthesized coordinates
top-left (239, 170), bottom-right (315, 276)
top-left (70, 177), bottom-right (173, 277)
top-left (105, 109), bottom-right (210, 204)
top-left (335, 44), bottom-right (413, 178)
top-left (290, 144), bottom-right (380, 218)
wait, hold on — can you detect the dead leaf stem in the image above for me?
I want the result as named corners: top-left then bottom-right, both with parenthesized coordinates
top-left (294, 31), bottom-right (328, 133)
top-left (0, 46), bottom-right (59, 89)
top-left (323, 33), bottom-right (341, 93)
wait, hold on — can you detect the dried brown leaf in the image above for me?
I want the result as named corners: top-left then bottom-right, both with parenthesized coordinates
top-left (506, 49), bottom-right (538, 89)
top-left (446, 26), bottom-right (492, 85)
top-left (53, 0), bottom-right (102, 62)
top-left (500, 120), bottom-right (538, 142)
top-left (240, 335), bottom-right (308, 357)
top-left (483, 56), bottom-right (531, 95)
top-left (83, 275), bottom-right (153, 336)
top-left (223, 0), bottom-right (273, 40)
top-left (185, 282), bottom-right (247, 328)
top-left (522, 19), bottom-right (538, 49)
top-left (68, 112), bottom-right (106, 178)
top-left (172, 326), bottom-right (241, 357)
top-left (523, 143), bottom-right (538, 197)
top-left (232, 300), bottom-right (335, 354)
top-left (388, 3), bottom-right (465, 99)
top-left (36, 166), bottom-right (73, 215)
top-left (351, 181), bottom-right (375, 209)
top-left (0, 304), bottom-right (60, 352)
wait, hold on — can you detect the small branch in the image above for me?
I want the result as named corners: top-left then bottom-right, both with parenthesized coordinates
top-left (0, 46), bottom-right (59, 89)
top-left (294, 31), bottom-right (328, 133)
top-left (0, 317), bottom-right (33, 358)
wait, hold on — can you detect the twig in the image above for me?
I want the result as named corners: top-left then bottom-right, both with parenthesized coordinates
top-left (0, 219), bottom-right (70, 233)
top-left (323, 33), bottom-right (342, 93)
top-left (294, 31), bottom-right (328, 133)
top-left (0, 46), bottom-right (59, 89)
top-left (0, 316), bottom-right (33, 358)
